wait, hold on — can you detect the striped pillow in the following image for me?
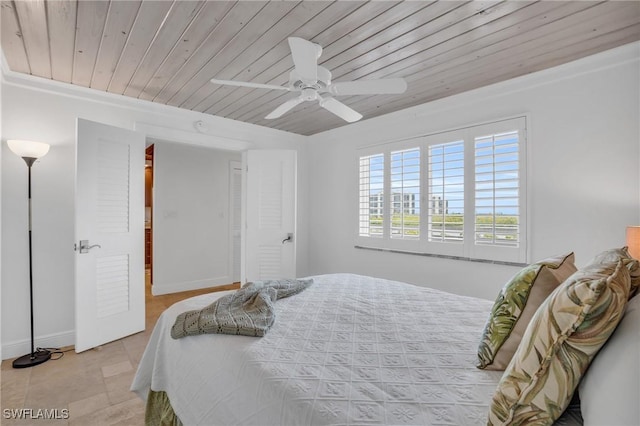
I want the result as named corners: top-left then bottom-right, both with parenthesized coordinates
top-left (488, 260), bottom-right (633, 425)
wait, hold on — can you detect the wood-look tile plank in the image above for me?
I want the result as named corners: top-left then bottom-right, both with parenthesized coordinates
top-left (0, 365), bottom-right (31, 412)
top-left (90, 0), bottom-right (142, 91)
top-left (25, 363), bottom-right (106, 410)
top-left (69, 397), bottom-right (144, 426)
top-left (72, 0), bottom-right (109, 87)
top-left (152, 1), bottom-right (267, 105)
top-left (0, 275), bottom-right (236, 425)
top-left (46, 0), bottom-right (76, 83)
top-left (101, 360), bottom-right (133, 378)
top-left (68, 392), bottom-right (111, 420)
top-left (123, 0), bottom-right (206, 98)
top-left (0, 1), bottom-right (31, 74)
top-left (137, 1), bottom-right (236, 101)
top-left (104, 370), bottom-right (138, 405)
top-left (13, 0), bottom-right (50, 78)
top-left (107, 0), bottom-right (174, 95)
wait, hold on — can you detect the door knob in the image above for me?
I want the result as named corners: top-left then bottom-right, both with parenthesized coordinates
top-left (75, 240), bottom-right (102, 254)
top-left (282, 233), bottom-right (294, 244)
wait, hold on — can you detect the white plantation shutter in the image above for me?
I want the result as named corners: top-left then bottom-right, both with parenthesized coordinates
top-left (475, 131), bottom-right (520, 247)
top-left (359, 153), bottom-right (384, 238)
top-left (390, 148), bottom-right (420, 239)
top-left (427, 141), bottom-right (464, 243)
top-left (356, 116), bottom-right (527, 264)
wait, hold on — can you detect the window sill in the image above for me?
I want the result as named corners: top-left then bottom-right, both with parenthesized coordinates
top-left (354, 245), bottom-right (527, 267)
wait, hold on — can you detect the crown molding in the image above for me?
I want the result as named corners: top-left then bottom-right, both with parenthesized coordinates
top-left (0, 49), bottom-right (304, 146)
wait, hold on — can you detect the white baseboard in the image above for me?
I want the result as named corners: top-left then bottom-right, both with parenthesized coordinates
top-left (2, 330), bottom-right (75, 361)
top-left (151, 276), bottom-right (234, 296)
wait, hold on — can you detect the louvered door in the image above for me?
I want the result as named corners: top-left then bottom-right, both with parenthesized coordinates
top-left (245, 150), bottom-right (297, 282)
top-left (75, 118), bottom-right (145, 352)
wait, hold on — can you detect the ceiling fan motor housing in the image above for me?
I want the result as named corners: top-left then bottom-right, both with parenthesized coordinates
top-left (290, 66), bottom-right (332, 91)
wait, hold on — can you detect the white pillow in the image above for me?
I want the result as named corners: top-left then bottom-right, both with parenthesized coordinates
top-left (579, 294), bottom-right (640, 425)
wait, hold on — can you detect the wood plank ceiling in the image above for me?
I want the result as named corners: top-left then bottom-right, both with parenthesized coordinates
top-left (2, 1), bottom-right (639, 136)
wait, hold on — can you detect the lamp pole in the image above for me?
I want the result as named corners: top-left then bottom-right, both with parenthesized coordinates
top-left (7, 140), bottom-right (52, 368)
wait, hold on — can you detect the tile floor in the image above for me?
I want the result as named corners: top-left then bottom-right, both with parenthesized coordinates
top-left (0, 274), bottom-right (239, 425)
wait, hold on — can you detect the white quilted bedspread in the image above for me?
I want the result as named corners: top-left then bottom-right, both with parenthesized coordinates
top-left (131, 274), bottom-right (577, 425)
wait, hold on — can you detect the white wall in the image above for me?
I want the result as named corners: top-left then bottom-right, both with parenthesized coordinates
top-left (307, 42), bottom-right (640, 301)
top-left (0, 72), bottom-right (306, 359)
top-left (152, 141), bottom-right (241, 294)
top-left (2, 41), bottom-right (638, 360)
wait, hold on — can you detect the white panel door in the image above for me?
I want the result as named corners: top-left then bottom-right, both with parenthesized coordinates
top-left (245, 150), bottom-right (297, 282)
top-left (75, 118), bottom-right (145, 353)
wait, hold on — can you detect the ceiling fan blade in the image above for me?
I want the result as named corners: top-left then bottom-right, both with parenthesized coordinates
top-left (210, 78), bottom-right (288, 91)
top-left (319, 97), bottom-right (362, 123)
top-left (265, 96), bottom-right (305, 119)
top-left (328, 78), bottom-right (407, 96)
top-left (288, 37), bottom-right (320, 83)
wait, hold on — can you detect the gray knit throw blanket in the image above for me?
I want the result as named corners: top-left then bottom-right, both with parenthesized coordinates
top-left (170, 278), bottom-right (313, 339)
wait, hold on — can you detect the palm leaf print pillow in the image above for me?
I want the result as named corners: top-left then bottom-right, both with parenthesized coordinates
top-left (488, 259), bottom-right (633, 426)
top-left (477, 252), bottom-right (576, 370)
top-left (588, 246), bottom-right (640, 298)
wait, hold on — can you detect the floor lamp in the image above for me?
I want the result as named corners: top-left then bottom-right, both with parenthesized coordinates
top-left (8, 139), bottom-right (52, 369)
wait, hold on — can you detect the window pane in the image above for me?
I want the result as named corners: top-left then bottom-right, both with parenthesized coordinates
top-left (428, 140), bottom-right (464, 243)
top-left (359, 153), bottom-right (384, 237)
top-left (390, 148), bottom-right (420, 239)
top-left (474, 130), bottom-right (520, 247)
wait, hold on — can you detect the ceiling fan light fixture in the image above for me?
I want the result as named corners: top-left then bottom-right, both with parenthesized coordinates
top-left (301, 88), bottom-right (317, 102)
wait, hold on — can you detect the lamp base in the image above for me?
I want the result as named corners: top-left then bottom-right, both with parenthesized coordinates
top-left (12, 349), bottom-right (51, 369)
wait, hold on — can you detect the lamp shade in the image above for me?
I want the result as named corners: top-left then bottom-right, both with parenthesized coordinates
top-left (626, 226), bottom-right (640, 260)
top-left (7, 140), bottom-right (50, 159)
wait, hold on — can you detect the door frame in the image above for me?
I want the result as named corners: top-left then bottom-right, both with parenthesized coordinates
top-left (229, 160), bottom-right (242, 283)
top-left (147, 138), bottom-right (245, 291)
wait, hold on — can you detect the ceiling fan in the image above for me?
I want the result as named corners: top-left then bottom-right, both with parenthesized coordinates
top-left (210, 37), bottom-right (408, 123)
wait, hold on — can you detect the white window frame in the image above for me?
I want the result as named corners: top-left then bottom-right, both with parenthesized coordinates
top-left (356, 116), bottom-right (528, 264)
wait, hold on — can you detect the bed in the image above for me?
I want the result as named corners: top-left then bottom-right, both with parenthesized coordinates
top-left (131, 273), bottom-right (584, 425)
